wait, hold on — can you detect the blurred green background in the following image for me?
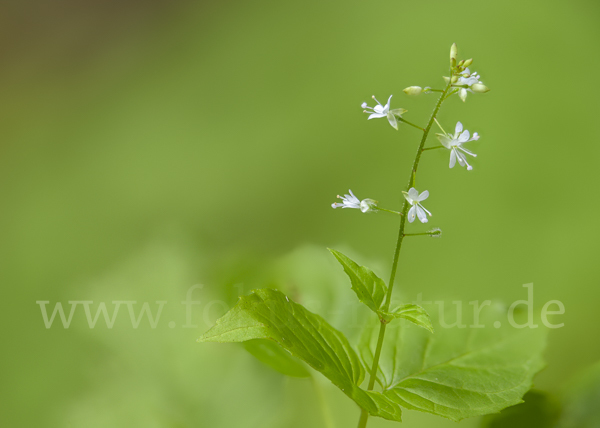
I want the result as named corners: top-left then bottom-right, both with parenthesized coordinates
top-left (2, 0), bottom-right (600, 426)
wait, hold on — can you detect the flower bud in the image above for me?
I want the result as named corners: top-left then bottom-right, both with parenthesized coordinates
top-left (428, 228), bottom-right (442, 238)
top-left (463, 58), bottom-right (473, 68)
top-left (471, 83), bottom-right (490, 93)
top-left (451, 75), bottom-right (458, 84)
top-left (359, 199), bottom-right (378, 213)
top-left (403, 86), bottom-right (422, 96)
top-left (450, 43), bottom-right (458, 62)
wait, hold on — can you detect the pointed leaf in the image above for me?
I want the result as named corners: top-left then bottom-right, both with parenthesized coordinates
top-left (361, 305), bottom-right (547, 421)
top-left (198, 288), bottom-right (403, 421)
top-left (379, 304), bottom-right (434, 333)
top-left (328, 248), bottom-right (387, 313)
top-left (243, 339), bottom-right (310, 378)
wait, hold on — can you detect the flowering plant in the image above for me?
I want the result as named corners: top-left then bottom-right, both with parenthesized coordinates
top-left (198, 44), bottom-right (546, 427)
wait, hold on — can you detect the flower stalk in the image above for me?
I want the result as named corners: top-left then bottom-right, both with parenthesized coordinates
top-left (356, 80), bottom-right (453, 428)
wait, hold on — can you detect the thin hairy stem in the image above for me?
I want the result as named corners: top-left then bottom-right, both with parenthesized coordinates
top-left (356, 80), bottom-right (452, 428)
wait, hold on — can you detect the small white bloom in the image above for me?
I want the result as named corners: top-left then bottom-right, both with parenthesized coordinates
top-left (437, 121), bottom-right (480, 170)
top-left (332, 190), bottom-right (377, 213)
top-left (402, 187), bottom-right (432, 223)
top-left (455, 68), bottom-right (488, 102)
top-left (362, 95), bottom-right (407, 130)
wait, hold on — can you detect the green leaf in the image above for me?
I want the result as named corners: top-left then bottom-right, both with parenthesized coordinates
top-left (480, 390), bottom-right (560, 428)
top-left (328, 248), bottom-right (387, 314)
top-left (361, 305), bottom-right (547, 422)
top-left (243, 339), bottom-right (310, 378)
top-left (379, 304), bottom-right (434, 333)
top-left (198, 288), bottom-right (403, 421)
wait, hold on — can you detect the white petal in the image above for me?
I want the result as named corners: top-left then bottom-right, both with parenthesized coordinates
top-left (408, 187), bottom-right (419, 201)
top-left (449, 149), bottom-right (457, 168)
top-left (471, 132), bottom-right (480, 141)
top-left (416, 205), bottom-right (428, 223)
top-left (386, 95), bottom-right (393, 109)
top-left (459, 88), bottom-right (467, 102)
top-left (408, 206), bottom-right (416, 223)
top-left (373, 105), bottom-right (385, 114)
top-left (456, 151), bottom-right (466, 167)
top-left (418, 190), bottom-right (429, 201)
top-left (458, 130), bottom-right (470, 143)
top-left (368, 113), bottom-right (385, 120)
top-left (387, 112), bottom-right (398, 130)
top-left (455, 122), bottom-right (463, 134)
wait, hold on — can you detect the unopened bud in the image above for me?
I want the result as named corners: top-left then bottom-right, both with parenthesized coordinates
top-left (450, 43), bottom-right (458, 62)
top-left (428, 228), bottom-right (442, 238)
top-left (360, 199), bottom-right (378, 213)
top-left (463, 58), bottom-right (473, 68)
top-left (458, 59), bottom-right (465, 67)
top-left (403, 86), bottom-right (422, 96)
top-left (451, 75), bottom-right (458, 84)
top-left (471, 83), bottom-right (490, 93)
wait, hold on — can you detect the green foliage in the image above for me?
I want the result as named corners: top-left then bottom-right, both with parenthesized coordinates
top-left (379, 304), bottom-right (434, 333)
top-left (328, 248), bottom-right (387, 314)
top-left (199, 288), bottom-right (547, 423)
top-left (360, 307), bottom-right (547, 422)
top-left (243, 339), bottom-right (310, 378)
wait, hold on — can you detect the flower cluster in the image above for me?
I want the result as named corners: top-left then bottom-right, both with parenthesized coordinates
top-left (332, 43), bottom-right (489, 227)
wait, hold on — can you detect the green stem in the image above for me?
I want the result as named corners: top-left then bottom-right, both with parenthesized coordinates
top-left (404, 232), bottom-right (433, 236)
top-left (376, 207), bottom-right (402, 215)
top-left (422, 145), bottom-right (444, 151)
top-left (356, 80), bottom-right (452, 428)
top-left (398, 117), bottom-right (425, 132)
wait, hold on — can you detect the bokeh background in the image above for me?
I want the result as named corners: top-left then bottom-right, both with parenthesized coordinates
top-left (2, 0), bottom-right (600, 426)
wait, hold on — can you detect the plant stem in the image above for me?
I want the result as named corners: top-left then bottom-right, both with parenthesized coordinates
top-left (422, 145), bottom-right (444, 151)
top-left (398, 117), bottom-right (425, 132)
top-left (376, 207), bottom-right (402, 215)
top-left (356, 81), bottom-right (452, 428)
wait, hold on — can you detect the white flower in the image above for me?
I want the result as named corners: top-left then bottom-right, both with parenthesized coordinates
top-left (362, 95), bottom-right (407, 130)
top-left (455, 68), bottom-right (489, 102)
top-left (402, 187), bottom-right (432, 223)
top-left (331, 190), bottom-right (377, 213)
top-left (437, 121), bottom-right (480, 170)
